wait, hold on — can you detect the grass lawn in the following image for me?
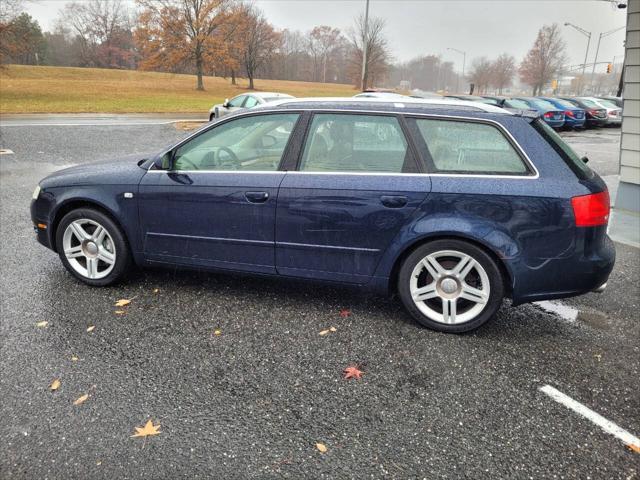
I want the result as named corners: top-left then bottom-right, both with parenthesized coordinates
top-left (0, 65), bottom-right (358, 114)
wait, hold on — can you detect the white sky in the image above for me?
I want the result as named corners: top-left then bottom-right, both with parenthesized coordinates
top-left (25, 0), bottom-right (628, 71)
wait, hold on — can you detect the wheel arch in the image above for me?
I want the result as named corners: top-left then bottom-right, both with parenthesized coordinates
top-left (387, 233), bottom-right (514, 298)
top-left (50, 199), bottom-right (128, 253)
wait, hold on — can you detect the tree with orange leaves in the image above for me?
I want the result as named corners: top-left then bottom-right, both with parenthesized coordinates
top-left (135, 0), bottom-right (233, 90)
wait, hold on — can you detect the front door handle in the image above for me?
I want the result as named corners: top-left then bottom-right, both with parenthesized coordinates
top-left (245, 191), bottom-right (269, 203)
top-left (380, 195), bottom-right (408, 208)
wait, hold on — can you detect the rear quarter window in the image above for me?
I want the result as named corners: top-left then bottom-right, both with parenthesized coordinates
top-left (409, 118), bottom-right (531, 175)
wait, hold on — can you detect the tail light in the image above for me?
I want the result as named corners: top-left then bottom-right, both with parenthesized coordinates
top-left (565, 110), bottom-right (575, 118)
top-left (571, 191), bottom-right (610, 227)
top-left (544, 111), bottom-right (554, 118)
top-left (587, 109), bottom-right (599, 116)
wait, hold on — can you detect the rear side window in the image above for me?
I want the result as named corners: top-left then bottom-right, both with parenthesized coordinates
top-left (410, 118), bottom-right (529, 174)
top-left (532, 118), bottom-right (593, 179)
top-left (299, 113), bottom-right (416, 173)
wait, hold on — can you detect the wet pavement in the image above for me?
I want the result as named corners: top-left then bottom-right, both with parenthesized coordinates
top-left (1, 122), bottom-right (638, 478)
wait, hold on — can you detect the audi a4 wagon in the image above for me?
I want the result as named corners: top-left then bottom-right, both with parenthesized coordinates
top-left (31, 98), bottom-right (615, 333)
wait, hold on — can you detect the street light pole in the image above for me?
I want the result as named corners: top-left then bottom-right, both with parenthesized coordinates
top-left (564, 22), bottom-right (592, 94)
top-left (360, 0), bottom-right (370, 91)
top-left (590, 26), bottom-right (625, 90)
top-left (447, 47), bottom-right (466, 93)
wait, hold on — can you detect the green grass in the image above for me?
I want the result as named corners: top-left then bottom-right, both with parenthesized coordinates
top-left (0, 65), bottom-right (358, 113)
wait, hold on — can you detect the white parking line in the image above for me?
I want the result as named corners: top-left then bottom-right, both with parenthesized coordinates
top-left (540, 385), bottom-right (640, 449)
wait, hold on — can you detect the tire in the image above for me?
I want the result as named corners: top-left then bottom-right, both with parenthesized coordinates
top-left (209, 113), bottom-right (215, 122)
top-left (397, 239), bottom-right (504, 333)
top-left (55, 208), bottom-right (132, 286)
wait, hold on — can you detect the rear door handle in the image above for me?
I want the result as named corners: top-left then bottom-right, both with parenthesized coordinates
top-left (245, 191), bottom-right (269, 203)
top-left (380, 195), bottom-right (408, 208)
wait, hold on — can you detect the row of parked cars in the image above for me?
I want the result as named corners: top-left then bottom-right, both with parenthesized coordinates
top-left (209, 91), bottom-right (622, 131)
top-left (446, 94), bottom-right (623, 129)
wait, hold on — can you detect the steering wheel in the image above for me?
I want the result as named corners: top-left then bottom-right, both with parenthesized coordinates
top-left (214, 146), bottom-right (240, 169)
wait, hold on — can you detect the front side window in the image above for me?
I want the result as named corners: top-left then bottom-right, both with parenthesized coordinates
top-left (228, 95), bottom-right (246, 108)
top-left (299, 114), bottom-right (413, 173)
top-left (243, 96), bottom-right (259, 108)
top-left (172, 113), bottom-right (299, 171)
top-left (412, 118), bottom-right (529, 174)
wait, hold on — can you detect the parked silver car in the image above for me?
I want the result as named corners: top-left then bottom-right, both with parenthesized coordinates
top-left (580, 97), bottom-right (622, 126)
top-left (209, 92), bottom-right (294, 121)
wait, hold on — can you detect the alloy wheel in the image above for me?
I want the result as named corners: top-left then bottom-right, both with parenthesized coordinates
top-left (409, 249), bottom-right (490, 324)
top-left (62, 218), bottom-right (116, 280)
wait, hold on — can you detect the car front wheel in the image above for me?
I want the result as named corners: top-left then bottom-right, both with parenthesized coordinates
top-left (398, 239), bottom-right (504, 333)
top-left (56, 208), bottom-right (132, 286)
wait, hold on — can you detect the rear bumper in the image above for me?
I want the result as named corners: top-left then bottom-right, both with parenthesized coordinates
top-left (511, 233), bottom-right (616, 305)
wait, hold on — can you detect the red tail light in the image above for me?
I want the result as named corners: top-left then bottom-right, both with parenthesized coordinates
top-left (544, 111), bottom-right (553, 118)
top-left (571, 191), bottom-right (610, 227)
top-left (565, 110), bottom-right (575, 118)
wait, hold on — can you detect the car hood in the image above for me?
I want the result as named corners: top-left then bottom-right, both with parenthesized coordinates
top-left (40, 153), bottom-right (152, 189)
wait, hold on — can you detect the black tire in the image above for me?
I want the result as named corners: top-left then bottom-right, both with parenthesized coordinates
top-left (56, 208), bottom-right (132, 286)
top-left (397, 239), bottom-right (505, 333)
top-left (209, 113), bottom-right (215, 122)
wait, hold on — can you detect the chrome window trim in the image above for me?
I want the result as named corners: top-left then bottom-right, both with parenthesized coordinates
top-left (148, 108), bottom-right (539, 180)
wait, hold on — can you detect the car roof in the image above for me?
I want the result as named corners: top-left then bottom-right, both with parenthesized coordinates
top-left (257, 96), bottom-right (512, 116)
top-left (252, 92), bottom-right (294, 99)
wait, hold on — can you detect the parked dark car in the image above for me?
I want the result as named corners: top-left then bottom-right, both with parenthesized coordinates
top-left (558, 97), bottom-right (608, 127)
top-left (31, 98), bottom-right (614, 333)
top-left (481, 96), bottom-right (539, 112)
top-left (513, 97), bottom-right (565, 128)
top-left (538, 97), bottom-right (586, 129)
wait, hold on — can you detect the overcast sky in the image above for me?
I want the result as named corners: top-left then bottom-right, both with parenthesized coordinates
top-left (25, 0), bottom-right (628, 71)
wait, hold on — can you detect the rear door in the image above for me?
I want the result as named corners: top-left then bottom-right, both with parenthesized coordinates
top-left (275, 112), bottom-right (431, 284)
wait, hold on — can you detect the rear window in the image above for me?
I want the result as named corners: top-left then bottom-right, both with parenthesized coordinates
top-left (504, 99), bottom-right (531, 109)
top-left (552, 99), bottom-right (578, 109)
top-left (578, 98), bottom-right (599, 108)
top-left (411, 118), bottom-right (530, 175)
top-left (528, 98), bottom-right (557, 110)
top-left (532, 118), bottom-right (593, 179)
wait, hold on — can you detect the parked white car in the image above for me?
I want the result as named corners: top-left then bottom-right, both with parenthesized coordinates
top-left (209, 92), bottom-right (294, 121)
top-left (581, 97), bottom-right (622, 126)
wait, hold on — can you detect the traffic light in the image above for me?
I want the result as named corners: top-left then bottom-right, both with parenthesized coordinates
top-left (606, 63), bottom-right (613, 74)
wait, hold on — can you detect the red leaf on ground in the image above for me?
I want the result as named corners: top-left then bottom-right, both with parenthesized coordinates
top-left (343, 366), bottom-right (363, 380)
top-left (339, 309), bottom-right (351, 318)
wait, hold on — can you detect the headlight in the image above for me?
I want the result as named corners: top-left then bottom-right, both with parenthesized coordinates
top-left (32, 185), bottom-right (41, 200)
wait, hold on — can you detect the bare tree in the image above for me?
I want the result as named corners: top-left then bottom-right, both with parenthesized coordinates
top-left (490, 53), bottom-right (516, 94)
top-left (348, 14), bottom-right (390, 90)
top-left (242, 6), bottom-right (280, 90)
top-left (519, 23), bottom-right (567, 95)
top-left (308, 26), bottom-right (341, 83)
top-left (467, 57), bottom-right (493, 94)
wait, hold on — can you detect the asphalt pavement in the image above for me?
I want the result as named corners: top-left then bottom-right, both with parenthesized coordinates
top-left (0, 120), bottom-right (638, 479)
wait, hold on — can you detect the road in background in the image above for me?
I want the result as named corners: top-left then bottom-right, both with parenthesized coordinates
top-left (1, 122), bottom-right (638, 478)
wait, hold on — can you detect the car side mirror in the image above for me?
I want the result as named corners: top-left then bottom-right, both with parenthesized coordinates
top-left (581, 156), bottom-right (589, 164)
top-left (223, 98), bottom-right (230, 108)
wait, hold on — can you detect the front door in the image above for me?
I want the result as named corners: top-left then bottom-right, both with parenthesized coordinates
top-left (275, 113), bottom-right (431, 284)
top-left (139, 112), bottom-right (300, 274)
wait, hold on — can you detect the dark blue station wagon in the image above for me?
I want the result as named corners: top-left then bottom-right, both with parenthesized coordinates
top-left (31, 98), bottom-right (615, 332)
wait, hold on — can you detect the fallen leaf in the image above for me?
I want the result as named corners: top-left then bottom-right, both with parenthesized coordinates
top-left (50, 379), bottom-right (61, 391)
top-left (114, 299), bottom-right (131, 307)
top-left (114, 310), bottom-right (126, 315)
top-left (73, 393), bottom-right (89, 405)
top-left (343, 366), bottom-right (363, 380)
top-left (629, 443), bottom-right (640, 453)
top-left (86, 325), bottom-right (95, 332)
top-left (96, 460), bottom-right (102, 466)
top-left (71, 355), bottom-right (79, 362)
top-left (214, 329), bottom-right (222, 336)
top-left (153, 288), bottom-right (160, 294)
top-left (320, 326), bottom-right (337, 336)
top-left (329, 326), bottom-right (337, 332)
top-left (36, 321), bottom-right (49, 328)
top-left (319, 329), bottom-right (330, 336)
top-left (339, 309), bottom-right (351, 318)
top-left (315, 442), bottom-right (327, 453)
top-left (131, 420), bottom-right (161, 438)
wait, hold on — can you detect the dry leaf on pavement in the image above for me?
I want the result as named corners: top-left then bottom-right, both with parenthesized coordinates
top-left (86, 325), bottom-right (95, 332)
top-left (131, 420), bottom-right (161, 438)
top-left (36, 321), bottom-right (49, 328)
top-left (214, 329), bottom-right (222, 336)
top-left (339, 309), bottom-right (351, 318)
top-left (153, 288), bottom-right (160, 294)
top-left (50, 379), bottom-right (61, 391)
top-left (629, 443), bottom-right (640, 453)
top-left (114, 299), bottom-right (131, 307)
top-left (71, 355), bottom-right (79, 362)
top-left (315, 442), bottom-right (328, 453)
top-left (114, 310), bottom-right (126, 315)
top-left (343, 366), bottom-right (363, 380)
top-left (73, 394), bottom-right (89, 405)
top-left (319, 326), bottom-right (338, 336)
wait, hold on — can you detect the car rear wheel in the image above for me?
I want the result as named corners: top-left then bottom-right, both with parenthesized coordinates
top-left (397, 239), bottom-right (504, 333)
top-left (56, 208), bottom-right (131, 286)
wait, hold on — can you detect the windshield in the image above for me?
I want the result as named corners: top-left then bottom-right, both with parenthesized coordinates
top-left (504, 99), bottom-right (531, 109)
